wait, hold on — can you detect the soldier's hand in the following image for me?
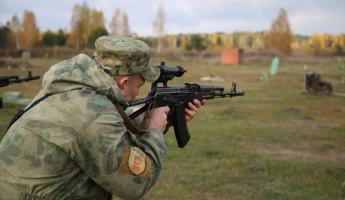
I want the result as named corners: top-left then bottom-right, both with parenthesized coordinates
top-left (185, 99), bottom-right (206, 121)
top-left (148, 106), bottom-right (170, 133)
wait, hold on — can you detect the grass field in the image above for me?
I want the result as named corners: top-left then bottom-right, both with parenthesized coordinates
top-left (1, 56), bottom-right (345, 199)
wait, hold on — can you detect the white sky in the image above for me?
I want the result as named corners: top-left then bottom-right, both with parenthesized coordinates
top-left (0, 0), bottom-right (344, 36)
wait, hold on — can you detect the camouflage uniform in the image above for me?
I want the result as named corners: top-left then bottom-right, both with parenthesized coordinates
top-left (0, 36), bottom-right (166, 200)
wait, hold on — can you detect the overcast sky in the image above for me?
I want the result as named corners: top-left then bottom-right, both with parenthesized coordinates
top-left (0, 0), bottom-right (344, 36)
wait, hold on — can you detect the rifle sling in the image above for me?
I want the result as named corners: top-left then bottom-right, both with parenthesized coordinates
top-left (6, 93), bottom-right (147, 136)
top-left (6, 94), bottom-right (51, 132)
top-left (114, 103), bottom-right (148, 135)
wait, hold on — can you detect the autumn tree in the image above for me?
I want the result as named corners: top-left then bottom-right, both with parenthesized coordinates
top-left (309, 34), bottom-right (323, 54)
top-left (88, 8), bottom-right (107, 46)
top-left (122, 13), bottom-right (130, 36)
top-left (69, 4), bottom-right (82, 48)
top-left (252, 35), bottom-right (264, 50)
top-left (222, 35), bottom-right (234, 49)
top-left (153, 5), bottom-right (165, 52)
top-left (176, 34), bottom-right (190, 50)
top-left (109, 9), bottom-right (130, 36)
top-left (69, 2), bottom-right (90, 49)
top-left (245, 35), bottom-right (254, 48)
top-left (333, 35), bottom-right (345, 55)
top-left (265, 8), bottom-right (293, 55)
top-left (21, 10), bottom-right (39, 49)
top-left (109, 9), bottom-right (122, 35)
top-left (232, 34), bottom-right (240, 48)
top-left (69, 2), bottom-right (107, 49)
top-left (79, 2), bottom-right (91, 47)
top-left (9, 15), bottom-right (21, 49)
top-left (90, 9), bottom-right (105, 30)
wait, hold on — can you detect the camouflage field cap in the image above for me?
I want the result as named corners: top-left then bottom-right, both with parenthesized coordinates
top-left (94, 35), bottom-right (160, 82)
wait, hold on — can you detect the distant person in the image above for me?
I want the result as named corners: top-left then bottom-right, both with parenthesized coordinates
top-left (0, 36), bottom-right (205, 199)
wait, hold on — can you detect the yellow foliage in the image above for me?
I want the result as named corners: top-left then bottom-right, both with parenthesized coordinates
top-left (21, 10), bottom-right (39, 49)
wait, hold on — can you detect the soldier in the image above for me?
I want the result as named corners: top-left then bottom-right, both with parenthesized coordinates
top-left (0, 36), bottom-right (205, 199)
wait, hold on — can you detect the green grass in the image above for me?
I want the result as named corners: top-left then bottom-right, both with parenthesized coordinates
top-left (1, 57), bottom-right (345, 199)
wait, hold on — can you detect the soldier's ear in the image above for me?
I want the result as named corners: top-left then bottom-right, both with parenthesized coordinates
top-left (114, 76), bottom-right (129, 90)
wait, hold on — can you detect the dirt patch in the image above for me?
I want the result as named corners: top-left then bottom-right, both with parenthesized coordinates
top-left (219, 107), bottom-right (245, 119)
top-left (0, 59), bottom-right (32, 70)
top-left (280, 107), bottom-right (315, 121)
top-left (281, 107), bottom-right (301, 113)
top-left (301, 116), bottom-right (314, 121)
top-left (332, 108), bottom-right (344, 113)
top-left (253, 144), bottom-right (345, 165)
top-left (264, 181), bottom-right (282, 191)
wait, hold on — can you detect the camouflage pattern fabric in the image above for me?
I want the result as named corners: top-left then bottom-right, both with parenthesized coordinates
top-left (94, 36), bottom-right (160, 82)
top-left (0, 54), bottom-right (167, 200)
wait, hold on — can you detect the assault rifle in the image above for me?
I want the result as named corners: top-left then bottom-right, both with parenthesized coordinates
top-left (128, 62), bottom-right (245, 148)
top-left (0, 71), bottom-right (40, 108)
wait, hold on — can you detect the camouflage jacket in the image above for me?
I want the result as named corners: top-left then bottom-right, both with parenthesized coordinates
top-left (0, 54), bottom-right (167, 200)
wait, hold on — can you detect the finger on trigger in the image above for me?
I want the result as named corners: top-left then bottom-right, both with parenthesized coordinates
top-left (185, 108), bottom-right (195, 116)
top-left (188, 102), bottom-right (198, 111)
top-left (192, 99), bottom-right (202, 108)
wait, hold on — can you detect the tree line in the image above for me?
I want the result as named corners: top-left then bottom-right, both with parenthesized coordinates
top-left (0, 6), bottom-right (344, 56)
top-left (0, 2), bottom-right (132, 49)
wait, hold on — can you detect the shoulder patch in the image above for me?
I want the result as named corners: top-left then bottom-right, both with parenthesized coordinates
top-left (128, 147), bottom-right (146, 175)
